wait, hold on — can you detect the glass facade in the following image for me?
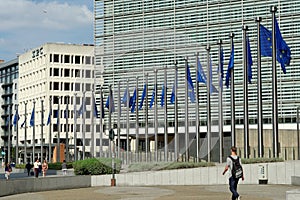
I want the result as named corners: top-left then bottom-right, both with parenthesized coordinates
top-left (94, 0), bottom-right (300, 128)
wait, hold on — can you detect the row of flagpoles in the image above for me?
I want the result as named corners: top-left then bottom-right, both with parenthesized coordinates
top-left (6, 6), bottom-right (291, 164)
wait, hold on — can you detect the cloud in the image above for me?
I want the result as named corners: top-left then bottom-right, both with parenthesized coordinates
top-left (0, 0), bottom-right (93, 31)
top-left (0, 0), bottom-right (93, 61)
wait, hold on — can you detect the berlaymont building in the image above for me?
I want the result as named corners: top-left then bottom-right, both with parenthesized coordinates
top-left (94, 0), bottom-right (300, 163)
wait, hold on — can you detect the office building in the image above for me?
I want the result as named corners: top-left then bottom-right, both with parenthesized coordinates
top-left (94, 0), bottom-right (300, 160)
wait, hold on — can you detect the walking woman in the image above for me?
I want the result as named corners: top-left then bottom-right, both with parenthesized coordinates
top-left (42, 160), bottom-right (48, 177)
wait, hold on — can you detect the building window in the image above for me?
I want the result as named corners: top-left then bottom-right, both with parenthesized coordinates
top-left (53, 82), bottom-right (59, 90)
top-left (86, 56), bottom-right (91, 64)
top-left (75, 83), bottom-right (80, 91)
top-left (86, 70), bottom-right (91, 78)
top-left (53, 54), bottom-right (59, 63)
top-left (53, 96), bottom-right (59, 104)
top-left (64, 82), bottom-right (70, 91)
top-left (50, 68), bottom-right (52, 76)
top-left (75, 69), bottom-right (80, 77)
top-left (64, 69), bottom-right (70, 77)
top-left (86, 83), bottom-right (91, 91)
top-left (50, 54), bottom-right (52, 62)
top-left (54, 68), bottom-right (59, 76)
top-left (75, 56), bottom-right (80, 64)
top-left (64, 55), bottom-right (70, 63)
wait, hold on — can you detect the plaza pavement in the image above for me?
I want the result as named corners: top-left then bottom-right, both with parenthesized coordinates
top-left (0, 184), bottom-right (299, 200)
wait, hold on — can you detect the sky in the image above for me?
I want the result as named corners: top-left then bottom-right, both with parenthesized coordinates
top-left (0, 0), bottom-right (94, 62)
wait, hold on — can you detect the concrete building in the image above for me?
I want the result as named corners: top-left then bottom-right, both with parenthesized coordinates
top-left (0, 58), bottom-right (18, 163)
top-left (18, 43), bottom-right (98, 163)
top-left (94, 0), bottom-right (300, 161)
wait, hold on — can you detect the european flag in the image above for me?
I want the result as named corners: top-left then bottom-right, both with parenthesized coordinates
top-left (93, 97), bottom-right (99, 118)
top-left (149, 86), bottom-right (155, 109)
top-left (53, 110), bottom-right (59, 125)
top-left (187, 63), bottom-right (196, 103)
top-left (105, 93), bottom-right (115, 113)
top-left (139, 84), bottom-right (147, 110)
top-left (160, 85), bottom-right (165, 107)
top-left (21, 119), bottom-right (25, 128)
top-left (260, 19), bottom-right (291, 74)
top-left (130, 88), bottom-right (137, 113)
top-left (121, 88), bottom-right (129, 107)
top-left (197, 57), bottom-right (207, 84)
top-left (225, 42), bottom-right (234, 88)
top-left (30, 108), bottom-right (35, 126)
top-left (46, 111), bottom-right (51, 125)
top-left (210, 56), bottom-right (218, 94)
top-left (5, 116), bottom-right (10, 127)
top-left (170, 83), bottom-right (175, 104)
top-left (247, 36), bottom-right (253, 84)
top-left (101, 92), bottom-right (105, 118)
top-left (218, 48), bottom-right (224, 90)
top-left (13, 109), bottom-right (20, 126)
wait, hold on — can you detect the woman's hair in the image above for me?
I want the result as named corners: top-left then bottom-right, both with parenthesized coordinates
top-left (231, 146), bottom-right (237, 153)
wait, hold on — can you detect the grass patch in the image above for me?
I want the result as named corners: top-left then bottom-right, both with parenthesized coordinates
top-left (127, 161), bottom-right (215, 172)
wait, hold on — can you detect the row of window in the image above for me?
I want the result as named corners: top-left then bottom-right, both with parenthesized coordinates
top-left (49, 54), bottom-right (94, 65)
top-left (49, 68), bottom-right (93, 78)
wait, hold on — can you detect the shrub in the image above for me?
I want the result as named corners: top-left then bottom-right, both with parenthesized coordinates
top-left (48, 162), bottom-right (73, 170)
top-left (15, 164), bottom-right (25, 169)
top-left (127, 161), bottom-right (215, 172)
top-left (72, 158), bottom-right (121, 175)
top-left (241, 157), bottom-right (284, 164)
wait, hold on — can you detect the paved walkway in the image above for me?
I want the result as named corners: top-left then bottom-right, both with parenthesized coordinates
top-left (1, 184), bottom-right (299, 200)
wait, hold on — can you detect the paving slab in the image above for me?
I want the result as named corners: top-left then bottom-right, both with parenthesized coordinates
top-left (1, 184), bottom-right (299, 200)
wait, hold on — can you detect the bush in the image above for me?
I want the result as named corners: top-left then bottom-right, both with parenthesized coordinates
top-left (48, 162), bottom-right (73, 170)
top-left (72, 158), bottom-right (122, 175)
top-left (128, 161), bottom-right (215, 172)
top-left (15, 164), bottom-right (25, 169)
top-left (241, 157), bottom-right (284, 164)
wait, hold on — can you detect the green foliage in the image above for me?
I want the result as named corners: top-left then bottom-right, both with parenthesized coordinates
top-left (72, 158), bottom-right (122, 175)
top-left (241, 157), bottom-right (284, 164)
top-left (48, 162), bottom-right (73, 170)
top-left (15, 164), bottom-right (26, 169)
top-left (127, 161), bottom-right (215, 172)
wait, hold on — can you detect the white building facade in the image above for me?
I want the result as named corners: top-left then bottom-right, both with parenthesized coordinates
top-left (18, 43), bottom-right (99, 163)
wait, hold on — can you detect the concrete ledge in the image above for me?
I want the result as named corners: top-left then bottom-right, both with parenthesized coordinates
top-left (286, 190), bottom-right (300, 200)
top-left (291, 176), bottom-right (300, 186)
top-left (0, 175), bottom-right (91, 197)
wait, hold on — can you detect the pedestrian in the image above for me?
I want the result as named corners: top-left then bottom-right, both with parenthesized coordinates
top-left (222, 146), bottom-right (244, 200)
top-left (25, 162), bottom-right (32, 176)
top-left (33, 159), bottom-right (40, 178)
top-left (42, 160), bottom-right (48, 177)
top-left (61, 160), bottom-right (67, 175)
top-left (4, 162), bottom-right (12, 180)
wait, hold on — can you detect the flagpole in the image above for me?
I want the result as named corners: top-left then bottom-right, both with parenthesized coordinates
top-left (206, 45), bottom-right (211, 163)
top-left (91, 92), bottom-right (95, 158)
top-left (184, 57), bottom-right (189, 162)
top-left (135, 77), bottom-right (139, 161)
top-left (49, 97), bottom-right (52, 163)
top-left (164, 66), bottom-right (168, 161)
top-left (145, 73), bottom-right (149, 162)
top-left (108, 85), bottom-right (112, 158)
top-left (229, 32), bottom-right (236, 147)
top-left (99, 88), bottom-right (104, 158)
top-left (15, 104), bottom-right (19, 164)
top-left (195, 53), bottom-right (200, 162)
top-left (243, 25), bottom-right (250, 159)
top-left (126, 81), bottom-right (129, 164)
top-left (82, 91), bottom-right (86, 160)
top-left (154, 69), bottom-right (158, 162)
top-left (66, 96), bottom-right (69, 161)
top-left (73, 93), bottom-right (77, 161)
top-left (271, 5), bottom-right (279, 158)
top-left (256, 17), bottom-right (264, 158)
top-left (174, 60), bottom-right (179, 161)
top-left (41, 99), bottom-right (44, 163)
top-left (8, 105), bottom-right (12, 163)
top-left (57, 97), bottom-right (60, 162)
top-left (24, 101), bottom-right (27, 163)
top-left (117, 82), bottom-right (121, 159)
top-left (32, 100), bottom-right (36, 163)
top-left (217, 40), bottom-right (224, 163)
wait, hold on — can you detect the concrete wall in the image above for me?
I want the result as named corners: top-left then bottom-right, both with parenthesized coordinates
top-left (91, 160), bottom-right (300, 186)
top-left (0, 175), bottom-right (91, 197)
